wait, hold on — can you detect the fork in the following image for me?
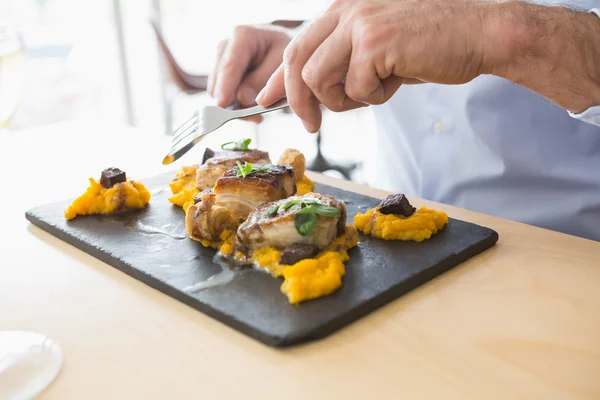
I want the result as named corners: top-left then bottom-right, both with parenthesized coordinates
top-left (162, 98), bottom-right (289, 165)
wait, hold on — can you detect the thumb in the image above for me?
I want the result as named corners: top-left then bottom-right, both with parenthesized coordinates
top-left (255, 63), bottom-right (285, 107)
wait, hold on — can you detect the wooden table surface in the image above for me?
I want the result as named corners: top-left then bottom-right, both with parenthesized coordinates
top-left (2, 122), bottom-right (600, 400)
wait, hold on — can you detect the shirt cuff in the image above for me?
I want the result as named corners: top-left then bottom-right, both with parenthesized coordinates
top-left (568, 8), bottom-right (600, 127)
top-left (569, 105), bottom-right (600, 126)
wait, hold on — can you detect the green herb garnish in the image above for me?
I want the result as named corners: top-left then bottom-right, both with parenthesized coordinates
top-left (236, 161), bottom-right (269, 178)
top-left (267, 198), bottom-right (341, 236)
top-left (295, 209), bottom-right (317, 236)
top-left (267, 204), bottom-right (281, 216)
top-left (221, 138), bottom-right (252, 151)
top-left (303, 203), bottom-right (343, 217)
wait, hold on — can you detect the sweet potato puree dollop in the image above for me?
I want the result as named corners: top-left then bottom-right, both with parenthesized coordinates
top-left (168, 164), bottom-right (200, 212)
top-left (295, 176), bottom-right (316, 196)
top-left (64, 178), bottom-right (151, 220)
top-left (354, 206), bottom-right (448, 242)
top-left (219, 226), bottom-right (358, 304)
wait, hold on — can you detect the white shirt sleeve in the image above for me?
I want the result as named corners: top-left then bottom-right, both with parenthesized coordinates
top-left (568, 8), bottom-right (600, 127)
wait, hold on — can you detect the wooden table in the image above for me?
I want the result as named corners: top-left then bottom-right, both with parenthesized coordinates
top-left (2, 122), bottom-right (600, 399)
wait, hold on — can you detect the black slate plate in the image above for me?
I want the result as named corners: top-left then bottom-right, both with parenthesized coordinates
top-left (25, 173), bottom-right (498, 347)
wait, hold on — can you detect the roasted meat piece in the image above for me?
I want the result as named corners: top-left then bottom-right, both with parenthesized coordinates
top-left (186, 164), bottom-right (296, 242)
top-left (378, 193), bottom-right (416, 216)
top-left (195, 148), bottom-right (271, 190)
top-left (236, 193), bottom-right (347, 251)
top-left (185, 189), bottom-right (237, 243)
top-left (212, 164), bottom-right (296, 219)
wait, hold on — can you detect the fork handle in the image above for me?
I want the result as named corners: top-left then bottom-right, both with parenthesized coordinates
top-left (226, 98), bottom-right (289, 120)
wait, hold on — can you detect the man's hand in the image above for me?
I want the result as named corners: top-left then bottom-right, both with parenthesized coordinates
top-left (208, 25), bottom-right (293, 122)
top-left (256, 0), bottom-right (600, 132)
top-left (256, 0), bottom-right (487, 132)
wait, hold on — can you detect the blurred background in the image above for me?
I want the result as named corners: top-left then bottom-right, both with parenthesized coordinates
top-left (0, 0), bottom-right (377, 183)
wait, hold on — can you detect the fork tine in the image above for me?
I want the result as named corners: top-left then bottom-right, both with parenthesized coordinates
top-left (170, 114), bottom-right (200, 150)
top-left (170, 111), bottom-right (198, 141)
top-left (170, 123), bottom-right (199, 151)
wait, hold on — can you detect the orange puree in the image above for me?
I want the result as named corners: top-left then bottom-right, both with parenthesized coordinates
top-left (64, 178), bottom-right (150, 220)
top-left (354, 206), bottom-right (448, 242)
top-left (219, 226), bottom-right (359, 304)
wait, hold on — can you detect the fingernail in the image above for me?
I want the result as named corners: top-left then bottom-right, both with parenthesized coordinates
top-left (238, 86), bottom-right (257, 106)
top-left (214, 92), bottom-right (226, 107)
top-left (255, 88), bottom-right (266, 104)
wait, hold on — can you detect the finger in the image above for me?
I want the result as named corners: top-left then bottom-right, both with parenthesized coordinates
top-left (302, 27), bottom-right (365, 113)
top-left (213, 27), bottom-right (257, 107)
top-left (402, 78), bottom-right (425, 85)
top-left (228, 104), bottom-right (263, 123)
top-left (236, 45), bottom-right (284, 107)
top-left (258, 14), bottom-right (338, 133)
top-left (282, 15), bottom-right (339, 133)
top-left (239, 114), bottom-right (264, 123)
top-left (345, 51), bottom-right (404, 105)
top-left (244, 115), bottom-right (264, 123)
top-left (207, 39), bottom-right (227, 98)
top-left (255, 63), bottom-right (285, 106)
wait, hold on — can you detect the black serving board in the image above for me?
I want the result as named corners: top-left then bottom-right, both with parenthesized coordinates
top-left (25, 173), bottom-right (498, 347)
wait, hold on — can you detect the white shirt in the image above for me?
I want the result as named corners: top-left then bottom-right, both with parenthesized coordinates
top-left (365, 1), bottom-right (600, 241)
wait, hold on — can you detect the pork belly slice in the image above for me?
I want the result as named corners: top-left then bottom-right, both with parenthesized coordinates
top-left (212, 164), bottom-right (296, 220)
top-left (195, 148), bottom-right (271, 190)
top-left (185, 165), bottom-right (296, 242)
top-left (236, 193), bottom-right (347, 251)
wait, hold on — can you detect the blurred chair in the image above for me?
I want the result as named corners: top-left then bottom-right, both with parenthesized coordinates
top-left (150, 17), bottom-right (357, 180)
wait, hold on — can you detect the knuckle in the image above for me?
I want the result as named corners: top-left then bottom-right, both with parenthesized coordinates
top-left (221, 56), bottom-right (239, 72)
top-left (328, 0), bottom-right (344, 10)
top-left (301, 65), bottom-right (319, 90)
top-left (348, 4), bottom-right (376, 22)
top-left (233, 24), bottom-right (253, 38)
top-left (360, 27), bottom-right (382, 51)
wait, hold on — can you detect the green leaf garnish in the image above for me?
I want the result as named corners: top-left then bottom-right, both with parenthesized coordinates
top-left (236, 161), bottom-right (269, 178)
top-left (236, 161), bottom-right (252, 178)
top-left (303, 203), bottom-right (342, 217)
top-left (283, 199), bottom-right (302, 210)
top-left (221, 138), bottom-right (252, 151)
top-left (267, 204), bottom-right (280, 216)
top-left (271, 198), bottom-right (341, 236)
top-left (295, 209), bottom-right (317, 236)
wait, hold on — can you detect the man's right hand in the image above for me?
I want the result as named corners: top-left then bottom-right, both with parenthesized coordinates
top-left (208, 25), bottom-right (293, 122)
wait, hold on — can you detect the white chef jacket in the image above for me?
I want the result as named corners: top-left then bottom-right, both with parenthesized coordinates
top-left (363, 3), bottom-right (600, 241)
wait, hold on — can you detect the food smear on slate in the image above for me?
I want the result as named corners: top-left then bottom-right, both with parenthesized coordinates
top-left (354, 193), bottom-right (448, 242)
top-left (64, 168), bottom-right (151, 220)
top-left (183, 253), bottom-right (237, 293)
